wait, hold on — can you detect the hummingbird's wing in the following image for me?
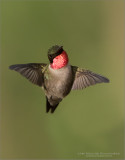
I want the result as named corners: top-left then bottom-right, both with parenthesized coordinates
top-left (71, 66), bottom-right (109, 90)
top-left (9, 63), bottom-right (47, 86)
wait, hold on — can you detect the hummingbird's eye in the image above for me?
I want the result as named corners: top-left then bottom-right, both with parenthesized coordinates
top-left (49, 55), bottom-right (52, 59)
top-left (48, 55), bottom-right (53, 63)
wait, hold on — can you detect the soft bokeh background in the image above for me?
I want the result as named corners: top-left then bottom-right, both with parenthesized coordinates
top-left (0, 0), bottom-right (124, 159)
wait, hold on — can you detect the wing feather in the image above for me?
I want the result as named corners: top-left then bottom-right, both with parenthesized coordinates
top-left (9, 63), bottom-right (47, 86)
top-left (72, 66), bottom-right (109, 90)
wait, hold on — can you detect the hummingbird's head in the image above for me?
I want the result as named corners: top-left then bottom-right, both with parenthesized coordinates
top-left (48, 45), bottom-right (69, 69)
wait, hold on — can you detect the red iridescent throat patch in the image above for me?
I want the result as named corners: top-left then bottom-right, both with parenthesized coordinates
top-left (50, 51), bottom-right (69, 69)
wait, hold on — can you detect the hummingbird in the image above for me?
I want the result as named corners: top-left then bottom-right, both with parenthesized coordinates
top-left (9, 45), bottom-right (109, 113)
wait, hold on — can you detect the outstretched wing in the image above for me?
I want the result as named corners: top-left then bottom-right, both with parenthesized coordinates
top-left (71, 66), bottom-right (109, 90)
top-left (9, 63), bottom-right (47, 86)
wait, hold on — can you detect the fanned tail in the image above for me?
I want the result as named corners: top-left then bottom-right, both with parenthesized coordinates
top-left (46, 97), bottom-right (59, 113)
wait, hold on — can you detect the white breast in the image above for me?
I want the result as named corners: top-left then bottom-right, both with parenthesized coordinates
top-left (45, 64), bottom-right (73, 98)
top-left (49, 64), bottom-right (72, 79)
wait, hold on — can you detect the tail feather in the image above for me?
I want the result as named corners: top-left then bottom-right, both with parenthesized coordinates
top-left (46, 97), bottom-right (59, 113)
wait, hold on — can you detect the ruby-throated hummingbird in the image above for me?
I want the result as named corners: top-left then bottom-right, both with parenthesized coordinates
top-left (9, 45), bottom-right (109, 113)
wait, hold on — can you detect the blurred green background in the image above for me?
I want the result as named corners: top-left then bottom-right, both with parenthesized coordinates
top-left (0, 0), bottom-right (124, 159)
